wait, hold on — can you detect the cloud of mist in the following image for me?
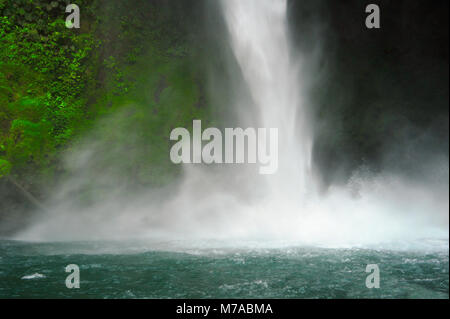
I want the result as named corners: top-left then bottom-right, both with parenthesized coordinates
top-left (11, 0), bottom-right (449, 250)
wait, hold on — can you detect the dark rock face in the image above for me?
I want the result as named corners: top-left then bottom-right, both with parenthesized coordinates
top-left (288, 0), bottom-right (448, 185)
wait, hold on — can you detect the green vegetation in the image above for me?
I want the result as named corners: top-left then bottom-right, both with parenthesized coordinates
top-left (0, 0), bottom-right (97, 181)
top-left (0, 0), bottom-right (212, 192)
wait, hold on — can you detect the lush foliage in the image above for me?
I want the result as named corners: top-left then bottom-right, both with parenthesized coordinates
top-left (0, 0), bottom-right (211, 192)
top-left (0, 0), bottom-right (98, 180)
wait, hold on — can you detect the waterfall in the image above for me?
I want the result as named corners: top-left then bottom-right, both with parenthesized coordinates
top-left (221, 0), bottom-right (314, 201)
top-left (215, 0), bottom-right (448, 245)
top-left (13, 1), bottom-right (448, 246)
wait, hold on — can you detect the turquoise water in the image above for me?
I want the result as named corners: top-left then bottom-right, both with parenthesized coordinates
top-left (0, 240), bottom-right (448, 299)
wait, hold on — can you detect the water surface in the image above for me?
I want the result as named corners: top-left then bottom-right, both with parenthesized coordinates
top-left (0, 239), bottom-right (448, 298)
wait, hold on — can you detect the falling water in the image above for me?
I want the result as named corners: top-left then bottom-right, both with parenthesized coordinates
top-left (221, 0), bottom-right (313, 201)
top-left (213, 0), bottom-right (449, 246)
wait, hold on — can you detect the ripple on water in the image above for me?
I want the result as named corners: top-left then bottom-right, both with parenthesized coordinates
top-left (21, 273), bottom-right (46, 280)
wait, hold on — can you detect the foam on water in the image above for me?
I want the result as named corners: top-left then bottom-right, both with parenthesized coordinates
top-left (21, 273), bottom-right (46, 280)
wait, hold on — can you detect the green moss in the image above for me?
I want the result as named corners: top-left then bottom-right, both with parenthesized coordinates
top-left (0, 158), bottom-right (11, 177)
top-left (0, 0), bottom-right (213, 191)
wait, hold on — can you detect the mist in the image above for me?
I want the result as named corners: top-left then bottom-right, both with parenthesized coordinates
top-left (7, 0), bottom-right (449, 251)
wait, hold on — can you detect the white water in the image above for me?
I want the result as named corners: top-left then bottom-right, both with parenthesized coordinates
top-left (14, 0), bottom-right (449, 249)
top-left (221, 0), bottom-right (313, 200)
top-left (21, 273), bottom-right (46, 280)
